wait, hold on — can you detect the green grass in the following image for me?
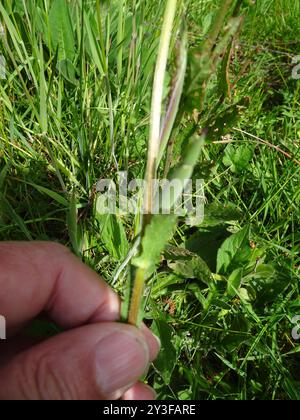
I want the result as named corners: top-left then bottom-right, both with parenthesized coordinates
top-left (0, 0), bottom-right (300, 400)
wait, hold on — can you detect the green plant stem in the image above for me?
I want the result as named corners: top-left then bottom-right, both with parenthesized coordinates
top-left (144, 0), bottom-right (177, 218)
top-left (128, 267), bottom-right (146, 326)
top-left (127, 1), bottom-right (178, 326)
top-left (157, 27), bottom-right (187, 168)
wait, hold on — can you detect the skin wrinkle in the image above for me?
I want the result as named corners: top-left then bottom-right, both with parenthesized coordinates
top-left (0, 242), bottom-right (159, 400)
top-left (0, 324), bottom-right (151, 400)
top-left (3, 334), bottom-right (89, 400)
top-left (0, 242), bottom-right (115, 330)
top-left (35, 352), bottom-right (83, 400)
top-left (43, 244), bottom-right (92, 327)
top-left (0, 242), bottom-right (60, 329)
top-left (48, 268), bottom-right (116, 329)
top-left (44, 246), bottom-right (119, 328)
top-left (6, 351), bottom-right (43, 400)
top-left (36, 349), bottom-right (85, 400)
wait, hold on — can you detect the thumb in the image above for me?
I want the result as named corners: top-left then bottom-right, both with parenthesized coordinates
top-left (0, 323), bottom-right (151, 400)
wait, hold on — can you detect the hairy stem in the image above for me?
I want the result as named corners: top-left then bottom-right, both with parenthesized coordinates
top-left (144, 0), bottom-right (177, 218)
top-left (128, 267), bottom-right (146, 325)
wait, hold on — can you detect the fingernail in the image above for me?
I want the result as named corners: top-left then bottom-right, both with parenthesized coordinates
top-left (95, 330), bottom-right (150, 397)
top-left (144, 384), bottom-right (157, 400)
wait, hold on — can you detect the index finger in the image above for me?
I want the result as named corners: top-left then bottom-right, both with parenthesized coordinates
top-left (0, 242), bottom-right (120, 331)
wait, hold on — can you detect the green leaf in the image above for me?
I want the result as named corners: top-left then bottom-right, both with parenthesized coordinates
top-left (215, 352), bottom-right (246, 378)
top-left (39, 40), bottom-right (47, 133)
top-left (57, 59), bottom-right (78, 85)
top-left (66, 192), bottom-right (82, 257)
top-left (97, 213), bottom-right (129, 260)
top-left (151, 273), bottom-right (185, 299)
top-left (205, 103), bottom-right (242, 141)
top-left (151, 320), bottom-right (177, 385)
top-left (185, 225), bottom-right (231, 272)
top-left (202, 12), bottom-right (213, 35)
top-left (216, 41), bottom-right (232, 99)
top-left (132, 214), bottom-right (177, 277)
top-left (247, 264), bottom-right (285, 306)
top-left (166, 245), bottom-right (213, 285)
top-left (202, 202), bottom-right (242, 227)
top-left (227, 267), bottom-right (243, 298)
top-left (283, 378), bottom-right (300, 400)
top-left (49, 0), bottom-right (75, 61)
top-left (223, 144), bottom-right (254, 173)
top-left (217, 225), bottom-right (251, 274)
top-left (28, 183), bottom-right (68, 207)
top-left (187, 283), bottom-right (208, 308)
top-left (84, 11), bottom-right (105, 75)
top-left (167, 134), bottom-right (205, 185)
top-left (161, 134), bottom-right (205, 217)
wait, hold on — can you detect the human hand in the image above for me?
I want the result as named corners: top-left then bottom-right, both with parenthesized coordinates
top-left (0, 242), bottom-right (160, 400)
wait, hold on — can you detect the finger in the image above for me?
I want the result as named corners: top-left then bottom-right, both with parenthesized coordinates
top-left (122, 382), bottom-right (157, 400)
top-left (140, 323), bottom-right (160, 361)
top-left (0, 241), bottom-right (120, 330)
top-left (0, 242), bottom-right (160, 369)
top-left (0, 322), bottom-right (151, 400)
top-left (0, 323), bottom-right (160, 367)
